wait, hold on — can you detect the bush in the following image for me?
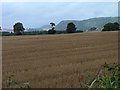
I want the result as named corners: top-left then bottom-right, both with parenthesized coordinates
top-left (102, 22), bottom-right (120, 31)
top-left (66, 22), bottom-right (76, 33)
top-left (88, 63), bottom-right (120, 88)
top-left (1, 32), bottom-right (11, 36)
top-left (48, 29), bottom-right (56, 34)
top-left (13, 22), bottom-right (25, 35)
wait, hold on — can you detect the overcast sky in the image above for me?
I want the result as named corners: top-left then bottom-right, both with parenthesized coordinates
top-left (2, 2), bottom-right (118, 29)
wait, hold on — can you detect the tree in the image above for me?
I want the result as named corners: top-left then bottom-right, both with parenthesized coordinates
top-left (48, 29), bottom-right (56, 34)
top-left (48, 22), bottom-right (56, 34)
top-left (50, 22), bottom-right (55, 31)
top-left (13, 22), bottom-right (25, 35)
top-left (50, 22), bottom-right (55, 27)
top-left (102, 22), bottom-right (119, 31)
top-left (113, 22), bottom-right (120, 30)
top-left (0, 26), bottom-right (1, 30)
top-left (66, 22), bottom-right (76, 33)
top-left (89, 27), bottom-right (97, 31)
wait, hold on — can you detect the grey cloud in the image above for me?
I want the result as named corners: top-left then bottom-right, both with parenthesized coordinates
top-left (2, 2), bottom-right (117, 29)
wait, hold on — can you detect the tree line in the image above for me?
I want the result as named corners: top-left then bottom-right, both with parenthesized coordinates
top-left (13, 22), bottom-right (78, 35)
top-left (1, 21), bottom-right (120, 35)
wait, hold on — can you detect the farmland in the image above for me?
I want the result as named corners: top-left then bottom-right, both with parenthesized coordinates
top-left (2, 31), bottom-right (118, 88)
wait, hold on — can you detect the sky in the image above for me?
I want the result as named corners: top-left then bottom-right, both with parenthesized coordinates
top-left (1, 0), bottom-right (119, 2)
top-left (2, 2), bottom-right (118, 29)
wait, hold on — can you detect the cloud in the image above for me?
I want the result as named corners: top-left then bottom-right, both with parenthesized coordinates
top-left (2, 2), bottom-right (118, 29)
top-left (1, 0), bottom-right (119, 2)
top-left (0, 3), bottom-right (2, 27)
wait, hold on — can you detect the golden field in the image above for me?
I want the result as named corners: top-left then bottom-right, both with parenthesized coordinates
top-left (2, 31), bottom-right (118, 88)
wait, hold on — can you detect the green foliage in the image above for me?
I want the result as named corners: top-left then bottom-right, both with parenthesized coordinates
top-left (66, 22), bottom-right (76, 33)
top-left (7, 75), bottom-right (31, 89)
top-left (1, 32), bottom-right (11, 36)
top-left (48, 22), bottom-right (56, 34)
top-left (76, 30), bottom-right (84, 33)
top-left (98, 63), bottom-right (120, 88)
top-left (88, 63), bottom-right (120, 89)
top-left (50, 22), bottom-right (55, 30)
top-left (50, 22), bottom-right (55, 27)
top-left (102, 22), bottom-right (120, 31)
top-left (7, 75), bottom-right (16, 86)
top-left (1, 31), bottom-right (65, 36)
top-left (89, 27), bottom-right (97, 31)
top-left (55, 31), bottom-right (66, 34)
top-left (13, 22), bottom-right (25, 35)
top-left (1, 30), bottom-right (84, 36)
top-left (23, 81), bottom-right (31, 90)
top-left (23, 31), bottom-right (48, 35)
top-left (1, 32), bottom-right (17, 36)
top-left (48, 29), bottom-right (56, 34)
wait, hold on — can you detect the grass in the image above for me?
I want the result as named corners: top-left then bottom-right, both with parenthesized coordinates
top-left (88, 63), bottom-right (120, 88)
top-left (2, 31), bottom-right (118, 88)
top-left (6, 63), bottom-right (120, 89)
top-left (6, 75), bottom-right (31, 88)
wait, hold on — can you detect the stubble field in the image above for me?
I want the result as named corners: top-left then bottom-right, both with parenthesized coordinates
top-left (2, 31), bottom-right (118, 88)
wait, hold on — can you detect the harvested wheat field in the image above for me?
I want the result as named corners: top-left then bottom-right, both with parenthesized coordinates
top-left (2, 31), bottom-right (118, 88)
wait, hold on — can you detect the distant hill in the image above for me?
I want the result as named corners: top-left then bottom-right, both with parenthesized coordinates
top-left (40, 25), bottom-right (51, 31)
top-left (27, 28), bottom-right (42, 31)
top-left (14, 17), bottom-right (120, 32)
top-left (1, 29), bottom-right (13, 33)
top-left (55, 17), bottom-right (119, 31)
top-left (27, 25), bottom-right (51, 32)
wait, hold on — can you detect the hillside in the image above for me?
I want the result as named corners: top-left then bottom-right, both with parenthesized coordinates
top-left (2, 31), bottom-right (118, 88)
top-left (55, 17), bottom-right (119, 31)
top-left (3, 17), bottom-right (119, 32)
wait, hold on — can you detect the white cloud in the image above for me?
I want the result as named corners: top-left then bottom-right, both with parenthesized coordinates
top-left (1, 0), bottom-right (119, 2)
top-left (0, 3), bottom-right (2, 27)
top-left (2, 2), bottom-right (118, 29)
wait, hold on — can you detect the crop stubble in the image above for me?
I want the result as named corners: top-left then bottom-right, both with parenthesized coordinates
top-left (2, 31), bottom-right (118, 88)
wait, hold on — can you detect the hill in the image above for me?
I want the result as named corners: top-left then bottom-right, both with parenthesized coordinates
top-left (55, 17), bottom-right (119, 31)
top-left (40, 25), bottom-right (51, 31)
